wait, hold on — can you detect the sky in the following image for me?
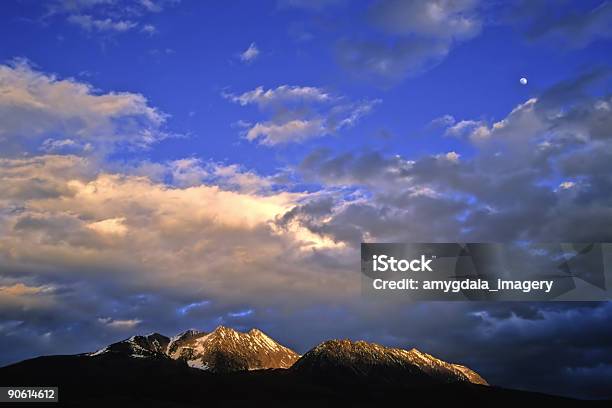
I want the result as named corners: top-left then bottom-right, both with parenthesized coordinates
top-left (1, 0), bottom-right (612, 400)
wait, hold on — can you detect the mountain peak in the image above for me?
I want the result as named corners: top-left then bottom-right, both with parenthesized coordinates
top-left (175, 328), bottom-right (201, 337)
top-left (90, 332), bottom-right (171, 358)
top-left (292, 338), bottom-right (487, 386)
top-left (212, 325), bottom-right (238, 334)
top-left (110, 326), bottom-right (300, 373)
top-left (178, 326), bottom-right (299, 372)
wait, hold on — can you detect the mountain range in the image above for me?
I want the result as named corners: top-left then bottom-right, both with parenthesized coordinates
top-left (0, 325), bottom-right (577, 405)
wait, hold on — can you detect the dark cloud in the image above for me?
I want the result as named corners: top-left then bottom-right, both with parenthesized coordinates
top-left (332, 0), bottom-right (483, 85)
top-left (336, 37), bottom-right (452, 85)
top-left (2, 279), bottom-right (611, 399)
top-left (517, 0), bottom-right (612, 48)
top-left (290, 72), bottom-right (612, 244)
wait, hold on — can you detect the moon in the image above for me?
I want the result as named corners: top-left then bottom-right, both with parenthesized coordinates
top-left (520, 77), bottom-right (528, 85)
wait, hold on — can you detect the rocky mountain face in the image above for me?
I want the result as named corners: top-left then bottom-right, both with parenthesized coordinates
top-left (165, 326), bottom-right (300, 372)
top-left (88, 327), bottom-right (486, 386)
top-left (90, 326), bottom-right (300, 373)
top-left (291, 339), bottom-right (488, 386)
top-left (90, 332), bottom-right (171, 359)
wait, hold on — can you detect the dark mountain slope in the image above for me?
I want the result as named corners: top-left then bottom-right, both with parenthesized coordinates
top-left (0, 352), bottom-right (578, 406)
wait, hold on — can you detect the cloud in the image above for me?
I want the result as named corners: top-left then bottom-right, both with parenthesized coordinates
top-left (370, 0), bottom-right (481, 40)
top-left (49, 0), bottom-right (176, 14)
top-left (336, 38), bottom-right (452, 85)
top-left (0, 153), bottom-right (346, 301)
top-left (46, 0), bottom-right (178, 36)
top-left (40, 138), bottom-right (93, 154)
top-left (98, 317), bottom-right (142, 329)
top-left (429, 114), bottom-right (456, 128)
top-left (443, 119), bottom-right (485, 137)
top-left (239, 43), bottom-right (260, 63)
top-left (0, 283), bottom-right (54, 297)
top-left (289, 71), bottom-right (612, 246)
top-left (245, 119), bottom-right (324, 145)
top-left (139, 0), bottom-right (166, 13)
top-left (141, 24), bottom-right (157, 35)
top-left (0, 60), bottom-right (168, 155)
top-left (130, 157), bottom-right (277, 192)
top-left (67, 14), bottom-right (137, 32)
top-left (87, 217), bottom-right (128, 236)
top-left (0, 280), bottom-right (58, 312)
top-left (0, 150), bottom-right (351, 365)
top-left (335, 0), bottom-right (482, 85)
top-left (510, 0), bottom-right (612, 48)
top-left (225, 85), bottom-right (379, 145)
top-left (226, 85), bottom-right (332, 107)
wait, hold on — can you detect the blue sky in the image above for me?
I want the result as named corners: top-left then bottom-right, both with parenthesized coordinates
top-left (1, 0), bottom-right (612, 400)
top-left (3, 0), bottom-right (609, 173)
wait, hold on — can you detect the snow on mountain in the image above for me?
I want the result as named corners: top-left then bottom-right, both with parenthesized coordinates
top-left (90, 326), bottom-right (299, 373)
top-left (87, 328), bottom-right (486, 385)
top-left (167, 326), bottom-right (300, 373)
top-left (89, 333), bottom-right (170, 359)
top-left (166, 329), bottom-right (203, 356)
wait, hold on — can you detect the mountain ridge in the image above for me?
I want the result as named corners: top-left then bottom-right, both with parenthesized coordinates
top-left (90, 325), bottom-right (300, 373)
top-left (291, 338), bottom-right (487, 386)
top-left (86, 325), bottom-right (486, 386)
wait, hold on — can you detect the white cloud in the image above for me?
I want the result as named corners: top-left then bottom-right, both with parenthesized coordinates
top-left (468, 98), bottom-right (543, 143)
top-left (40, 138), bottom-right (94, 154)
top-left (87, 217), bottom-right (128, 236)
top-left (48, 0), bottom-right (178, 36)
top-left (444, 119), bottom-right (483, 137)
top-left (139, 0), bottom-right (164, 13)
top-left (430, 114), bottom-right (456, 128)
top-left (225, 85), bottom-right (332, 107)
top-left (371, 0), bottom-right (482, 40)
top-left (136, 158), bottom-right (277, 192)
top-left (141, 24), bottom-right (157, 35)
top-left (246, 119), bottom-right (324, 146)
top-left (67, 14), bottom-right (137, 32)
top-left (225, 85), bottom-right (378, 145)
top-left (209, 163), bottom-right (274, 193)
top-left (443, 151), bottom-right (460, 163)
top-left (439, 98), bottom-right (543, 143)
top-left (0, 61), bottom-right (167, 154)
top-left (97, 317), bottom-right (142, 329)
top-left (239, 42), bottom-right (260, 63)
top-left (49, 0), bottom-right (116, 13)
